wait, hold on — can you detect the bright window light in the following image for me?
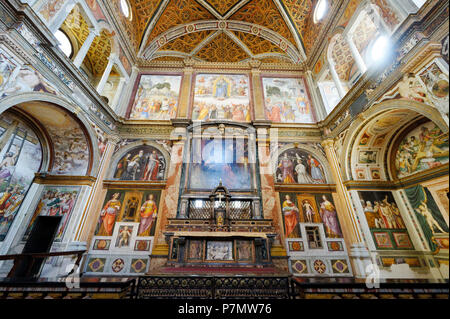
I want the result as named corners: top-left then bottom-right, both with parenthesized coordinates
top-left (412, 0), bottom-right (426, 9)
top-left (120, 0), bottom-right (131, 19)
top-left (369, 35), bottom-right (390, 64)
top-left (314, 0), bottom-right (328, 23)
top-left (55, 30), bottom-right (73, 57)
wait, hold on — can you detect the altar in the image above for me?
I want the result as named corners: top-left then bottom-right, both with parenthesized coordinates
top-left (165, 181), bottom-right (276, 267)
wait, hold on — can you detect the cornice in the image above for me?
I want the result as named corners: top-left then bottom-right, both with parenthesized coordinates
top-left (34, 173), bottom-right (97, 186)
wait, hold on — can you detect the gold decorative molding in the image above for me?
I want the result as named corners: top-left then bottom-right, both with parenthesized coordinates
top-left (275, 184), bottom-right (337, 193)
top-left (34, 174), bottom-right (97, 186)
top-left (270, 245), bottom-right (287, 257)
top-left (344, 163), bottom-right (450, 190)
top-left (102, 180), bottom-right (167, 190)
top-left (151, 244), bottom-right (169, 257)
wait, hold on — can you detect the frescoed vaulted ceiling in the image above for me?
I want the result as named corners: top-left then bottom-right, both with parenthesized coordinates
top-left (96, 0), bottom-right (337, 64)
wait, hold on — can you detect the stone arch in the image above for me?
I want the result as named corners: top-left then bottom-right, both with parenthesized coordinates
top-left (108, 140), bottom-right (171, 181)
top-left (141, 20), bottom-right (303, 63)
top-left (340, 98), bottom-right (448, 182)
top-left (0, 92), bottom-right (101, 175)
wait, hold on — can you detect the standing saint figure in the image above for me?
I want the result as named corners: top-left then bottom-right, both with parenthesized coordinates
top-left (278, 153), bottom-right (295, 184)
top-left (282, 195), bottom-right (300, 238)
top-left (295, 155), bottom-right (315, 184)
top-left (319, 195), bottom-right (342, 238)
top-left (416, 201), bottom-right (447, 234)
top-left (98, 193), bottom-right (121, 236)
top-left (308, 155), bottom-right (325, 183)
top-left (143, 150), bottom-right (160, 181)
top-left (138, 194), bottom-right (158, 236)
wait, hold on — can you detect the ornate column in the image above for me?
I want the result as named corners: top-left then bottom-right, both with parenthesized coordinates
top-left (250, 60), bottom-right (266, 121)
top-left (177, 61), bottom-right (194, 119)
top-left (72, 28), bottom-right (98, 68)
top-left (75, 134), bottom-right (120, 244)
top-left (256, 126), bottom-right (288, 270)
top-left (305, 70), bottom-right (327, 121)
top-left (150, 127), bottom-right (187, 270)
top-left (111, 77), bottom-right (128, 112)
top-left (118, 66), bottom-right (139, 117)
top-left (345, 34), bottom-right (367, 75)
top-left (97, 53), bottom-right (117, 95)
top-left (328, 61), bottom-right (346, 99)
top-left (48, 0), bottom-right (76, 33)
top-left (321, 139), bottom-right (371, 279)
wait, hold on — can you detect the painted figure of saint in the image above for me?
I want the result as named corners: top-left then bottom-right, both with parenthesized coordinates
top-left (115, 153), bottom-right (131, 179)
top-left (279, 153), bottom-right (295, 184)
top-left (416, 201), bottom-right (447, 234)
top-left (138, 194), bottom-right (158, 236)
top-left (303, 200), bottom-right (319, 224)
top-left (282, 195), bottom-right (300, 238)
top-left (143, 151), bottom-right (160, 181)
top-left (98, 193), bottom-right (121, 236)
top-left (308, 155), bottom-right (325, 183)
top-left (0, 151), bottom-right (18, 182)
top-left (215, 78), bottom-right (229, 98)
top-left (319, 195), bottom-right (342, 238)
top-left (295, 158), bottom-right (315, 184)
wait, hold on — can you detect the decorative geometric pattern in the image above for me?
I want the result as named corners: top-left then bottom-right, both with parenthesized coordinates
top-left (230, 0), bottom-right (297, 47)
top-left (145, 0), bottom-right (215, 48)
top-left (327, 241), bottom-right (344, 252)
top-left (87, 258), bottom-right (106, 273)
top-left (289, 241), bottom-right (304, 252)
top-left (85, 30), bottom-right (113, 76)
top-left (62, 7), bottom-right (90, 46)
top-left (282, 0), bottom-right (312, 49)
top-left (330, 33), bottom-right (355, 81)
top-left (158, 30), bottom-right (215, 53)
top-left (233, 31), bottom-right (284, 55)
top-left (150, 56), bottom-right (185, 62)
top-left (205, 0), bottom-right (242, 16)
top-left (292, 260), bottom-right (308, 274)
top-left (331, 260), bottom-right (349, 274)
top-left (112, 258), bottom-right (125, 273)
top-left (131, 258), bottom-right (148, 273)
top-left (351, 10), bottom-right (378, 54)
top-left (313, 260), bottom-right (327, 274)
top-left (195, 32), bottom-right (250, 62)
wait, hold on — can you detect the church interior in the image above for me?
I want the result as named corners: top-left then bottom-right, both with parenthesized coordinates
top-left (0, 0), bottom-right (448, 300)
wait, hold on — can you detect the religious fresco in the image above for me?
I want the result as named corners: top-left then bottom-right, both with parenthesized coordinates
top-left (95, 189), bottom-right (161, 237)
top-left (38, 0), bottom-right (65, 22)
top-left (404, 185), bottom-right (449, 252)
top-left (263, 77), bottom-right (314, 123)
top-left (358, 191), bottom-right (414, 250)
top-left (192, 74), bottom-right (251, 122)
top-left (129, 74), bottom-right (182, 121)
top-left (189, 138), bottom-right (252, 190)
top-left (17, 102), bottom-right (90, 176)
top-left (23, 186), bottom-right (81, 242)
top-left (0, 49), bottom-right (58, 98)
top-left (0, 113), bottom-right (42, 241)
top-left (113, 145), bottom-right (166, 181)
top-left (395, 121), bottom-right (449, 179)
top-left (279, 193), bottom-right (343, 239)
top-left (276, 148), bottom-right (326, 184)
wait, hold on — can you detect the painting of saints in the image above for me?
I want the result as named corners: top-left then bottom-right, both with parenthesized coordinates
top-left (282, 195), bottom-right (300, 238)
top-left (278, 153), bottom-right (295, 184)
top-left (319, 195), bottom-right (342, 238)
top-left (138, 194), bottom-right (158, 236)
top-left (114, 153), bottom-right (130, 179)
top-left (97, 193), bottom-right (121, 236)
top-left (114, 146), bottom-right (165, 181)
